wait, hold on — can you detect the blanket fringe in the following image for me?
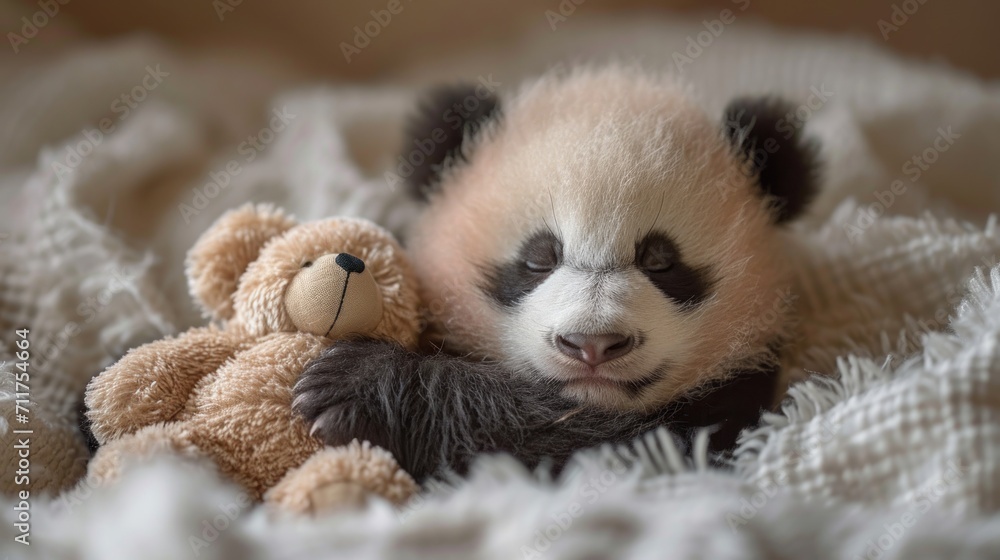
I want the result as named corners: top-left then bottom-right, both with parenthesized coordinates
top-left (733, 355), bottom-right (894, 472)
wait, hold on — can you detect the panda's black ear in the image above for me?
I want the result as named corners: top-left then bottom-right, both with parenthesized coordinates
top-left (722, 97), bottom-right (821, 224)
top-left (403, 84), bottom-right (501, 201)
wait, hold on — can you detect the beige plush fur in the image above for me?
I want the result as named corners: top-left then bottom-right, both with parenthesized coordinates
top-left (84, 203), bottom-right (422, 513)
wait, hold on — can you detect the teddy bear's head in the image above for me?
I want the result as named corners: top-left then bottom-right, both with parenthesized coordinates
top-left (184, 204), bottom-right (421, 348)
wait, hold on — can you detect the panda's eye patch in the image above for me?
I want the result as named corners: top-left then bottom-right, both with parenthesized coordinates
top-left (635, 232), bottom-right (713, 310)
top-left (521, 232), bottom-right (562, 273)
top-left (481, 230), bottom-right (562, 308)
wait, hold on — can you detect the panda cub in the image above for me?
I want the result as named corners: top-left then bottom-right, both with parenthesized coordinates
top-left (294, 66), bottom-right (819, 481)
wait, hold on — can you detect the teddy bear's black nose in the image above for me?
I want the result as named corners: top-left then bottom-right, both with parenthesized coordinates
top-left (335, 253), bottom-right (366, 274)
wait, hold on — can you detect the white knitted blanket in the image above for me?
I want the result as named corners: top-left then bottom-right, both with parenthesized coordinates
top-left (2, 15), bottom-right (1000, 560)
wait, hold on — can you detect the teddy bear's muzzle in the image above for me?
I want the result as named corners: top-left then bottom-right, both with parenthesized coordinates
top-left (284, 253), bottom-right (384, 338)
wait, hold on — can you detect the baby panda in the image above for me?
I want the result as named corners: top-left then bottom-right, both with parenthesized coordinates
top-left (294, 66), bottom-right (819, 482)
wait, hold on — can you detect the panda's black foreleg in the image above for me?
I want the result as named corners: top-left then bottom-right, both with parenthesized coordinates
top-left (292, 338), bottom-right (666, 482)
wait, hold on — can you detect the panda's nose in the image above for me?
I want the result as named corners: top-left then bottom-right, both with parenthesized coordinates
top-left (555, 333), bottom-right (634, 367)
top-left (335, 253), bottom-right (366, 274)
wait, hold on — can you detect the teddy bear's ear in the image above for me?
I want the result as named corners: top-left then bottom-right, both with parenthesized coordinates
top-left (185, 203), bottom-right (297, 321)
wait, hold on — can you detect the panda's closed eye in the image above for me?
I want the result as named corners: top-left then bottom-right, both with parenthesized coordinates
top-left (638, 239), bottom-right (675, 273)
top-left (525, 260), bottom-right (555, 273)
top-left (636, 232), bottom-right (712, 309)
top-left (523, 234), bottom-right (562, 274)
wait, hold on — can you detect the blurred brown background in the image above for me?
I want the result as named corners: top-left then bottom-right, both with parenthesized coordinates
top-left (50, 0), bottom-right (1000, 81)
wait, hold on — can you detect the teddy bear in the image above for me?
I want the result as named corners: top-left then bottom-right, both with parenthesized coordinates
top-left (83, 203), bottom-right (422, 514)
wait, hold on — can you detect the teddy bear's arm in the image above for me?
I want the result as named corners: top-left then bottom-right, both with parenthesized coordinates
top-left (85, 326), bottom-right (244, 443)
top-left (292, 339), bottom-right (676, 481)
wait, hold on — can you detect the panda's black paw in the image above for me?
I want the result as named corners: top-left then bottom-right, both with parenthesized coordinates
top-left (292, 338), bottom-right (410, 447)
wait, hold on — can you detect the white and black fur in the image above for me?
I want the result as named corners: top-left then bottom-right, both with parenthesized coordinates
top-left (294, 67), bottom-right (819, 482)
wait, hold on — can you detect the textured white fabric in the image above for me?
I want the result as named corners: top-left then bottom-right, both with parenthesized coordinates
top-left (1, 14), bottom-right (1000, 560)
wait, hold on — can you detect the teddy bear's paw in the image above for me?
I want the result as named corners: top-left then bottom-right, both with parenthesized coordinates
top-left (306, 481), bottom-right (371, 513)
top-left (267, 479), bottom-right (371, 516)
top-left (86, 423), bottom-right (202, 486)
top-left (266, 441), bottom-right (419, 516)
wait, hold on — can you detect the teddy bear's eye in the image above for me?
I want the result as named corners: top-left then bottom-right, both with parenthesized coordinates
top-left (302, 261), bottom-right (313, 268)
